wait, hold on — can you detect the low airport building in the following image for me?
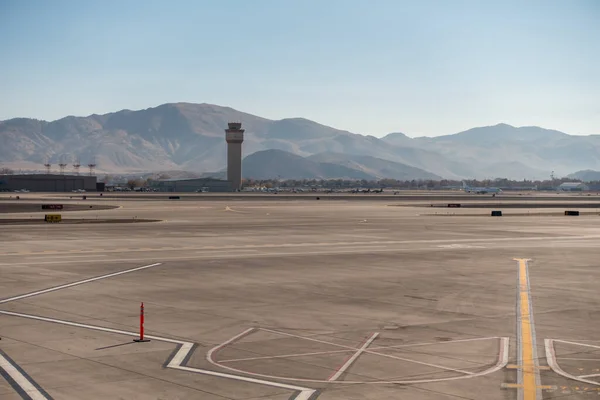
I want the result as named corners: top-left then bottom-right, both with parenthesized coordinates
top-left (0, 174), bottom-right (98, 192)
top-left (558, 182), bottom-right (589, 191)
top-left (150, 177), bottom-right (232, 192)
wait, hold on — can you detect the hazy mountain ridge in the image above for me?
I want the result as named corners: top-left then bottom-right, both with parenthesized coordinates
top-left (230, 149), bottom-right (440, 180)
top-left (306, 152), bottom-right (441, 180)
top-left (240, 149), bottom-right (376, 180)
top-left (0, 102), bottom-right (596, 179)
top-left (398, 124), bottom-right (600, 178)
top-left (567, 170), bottom-right (600, 182)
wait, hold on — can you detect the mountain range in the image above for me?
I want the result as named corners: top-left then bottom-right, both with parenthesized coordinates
top-left (1, 102), bottom-right (598, 180)
top-left (209, 150), bottom-right (441, 181)
top-left (567, 170), bottom-right (600, 182)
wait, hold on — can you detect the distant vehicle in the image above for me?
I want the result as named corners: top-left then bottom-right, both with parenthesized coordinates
top-left (15, 189), bottom-right (30, 193)
top-left (72, 189), bottom-right (86, 193)
top-left (196, 187), bottom-right (209, 193)
top-left (462, 181), bottom-right (502, 194)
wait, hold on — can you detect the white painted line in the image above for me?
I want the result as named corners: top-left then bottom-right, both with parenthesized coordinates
top-left (220, 336), bottom-right (503, 364)
top-left (0, 263), bottom-right (162, 304)
top-left (0, 351), bottom-right (50, 400)
top-left (369, 336), bottom-right (501, 351)
top-left (211, 328), bottom-right (509, 384)
top-left (166, 342), bottom-right (195, 368)
top-left (219, 329), bottom-right (502, 364)
top-left (173, 365), bottom-right (315, 395)
top-left (262, 328), bottom-right (475, 376)
top-left (545, 339), bottom-right (600, 387)
top-left (0, 309), bottom-right (181, 343)
top-left (210, 336), bottom-right (510, 384)
top-left (260, 328), bottom-right (361, 350)
top-left (580, 374), bottom-right (600, 379)
top-left (499, 337), bottom-right (510, 368)
top-left (553, 339), bottom-right (600, 350)
top-left (206, 327), bottom-right (256, 363)
top-left (220, 348), bottom-right (353, 363)
top-left (0, 311), bottom-right (316, 399)
top-left (365, 349), bottom-right (475, 375)
top-left (292, 391), bottom-right (316, 400)
top-left (329, 332), bottom-right (378, 381)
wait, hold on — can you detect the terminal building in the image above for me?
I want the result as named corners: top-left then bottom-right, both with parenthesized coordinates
top-left (0, 174), bottom-right (98, 192)
top-left (151, 177), bottom-right (232, 192)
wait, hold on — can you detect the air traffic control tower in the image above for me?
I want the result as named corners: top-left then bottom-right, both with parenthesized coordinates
top-left (225, 122), bottom-right (244, 191)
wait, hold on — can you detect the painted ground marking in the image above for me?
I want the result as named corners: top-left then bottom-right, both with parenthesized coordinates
top-left (0, 349), bottom-right (53, 400)
top-left (0, 310), bottom-right (316, 400)
top-left (514, 258), bottom-right (543, 400)
top-left (0, 263), bottom-right (162, 304)
top-left (0, 262), bottom-right (315, 399)
top-left (328, 332), bottom-right (378, 381)
top-left (208, 327), bottom-right (509, 384)
top-left (545, 339), bottom-right (600, 386)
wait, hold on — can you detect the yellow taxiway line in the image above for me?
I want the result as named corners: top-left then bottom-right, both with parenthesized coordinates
top-left (515, 258), bottom-right (543, 400)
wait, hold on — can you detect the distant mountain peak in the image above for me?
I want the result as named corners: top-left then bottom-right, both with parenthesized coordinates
top-left (381, 132), bottom-right (412, 147)
top-left (383, 132), bottom-right (409, 138)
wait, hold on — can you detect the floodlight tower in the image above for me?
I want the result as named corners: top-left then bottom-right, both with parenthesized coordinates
top-left (87, 157), bottom-right (96, 176)
top-left (58, 155), bottom-right (67, 175)
top-left (73, 157), bottom-right (81, 175)
top-left (225, 122), bottom-right (244, 191)
top-left (43, 158), bottom-right (51, 174)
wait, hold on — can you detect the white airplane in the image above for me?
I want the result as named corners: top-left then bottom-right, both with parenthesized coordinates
top-left (462, 182), bottom-right (502, 194)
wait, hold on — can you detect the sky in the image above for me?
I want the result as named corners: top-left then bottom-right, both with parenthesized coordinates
top-left (0, 0), bottom-right (598, 137)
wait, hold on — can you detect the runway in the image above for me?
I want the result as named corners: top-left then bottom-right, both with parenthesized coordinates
top-left (0, 193), bottom-right (599, 399)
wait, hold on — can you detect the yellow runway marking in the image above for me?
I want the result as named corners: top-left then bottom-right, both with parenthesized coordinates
top-left (515, 258), bottom-right (542, 400)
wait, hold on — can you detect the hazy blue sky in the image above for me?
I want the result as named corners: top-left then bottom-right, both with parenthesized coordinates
top-left (1, 0), bottom-right (598, 137)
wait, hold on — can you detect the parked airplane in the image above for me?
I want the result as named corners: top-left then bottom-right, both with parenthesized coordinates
top-left (462, 182), bottom-right (502, 194)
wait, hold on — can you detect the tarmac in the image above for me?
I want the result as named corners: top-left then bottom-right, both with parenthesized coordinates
top-left (0, 192), bottom-right (599, 399)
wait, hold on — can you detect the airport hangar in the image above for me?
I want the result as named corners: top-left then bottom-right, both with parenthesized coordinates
top-left (0, 174), bottom-right (98, 192)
